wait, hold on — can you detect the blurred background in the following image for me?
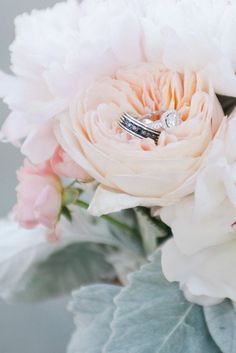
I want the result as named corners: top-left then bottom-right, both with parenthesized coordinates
top-left (0, 1), bottom-right (74, 352)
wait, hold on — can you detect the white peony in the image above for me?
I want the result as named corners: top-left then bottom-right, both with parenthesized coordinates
top-left (161, 112), bottom-right (236, 304)
top-left (1, 0), bottom-right (236, 163)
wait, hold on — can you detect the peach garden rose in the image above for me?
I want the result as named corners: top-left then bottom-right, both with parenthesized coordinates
top-left (55, 63), bottom-right (224, 215)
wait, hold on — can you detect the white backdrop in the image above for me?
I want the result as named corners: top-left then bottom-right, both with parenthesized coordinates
top-left (0, 1), bottom-right (74, 352)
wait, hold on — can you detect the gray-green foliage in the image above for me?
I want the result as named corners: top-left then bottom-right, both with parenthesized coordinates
top-left (68, 251), bottom-right (221, 353)
top-left (14, 243), bottom-right (115, 301)
top-left (62, 207), bottom-right (143, 255)
top-left (204, 300), bottom-right (236, 353)
top-left (1, 207), bottom-right (143, 302)
top-left (135, 208), bottom-right (169, 255)
top-left (3, 205), bottom-right (174, 302)
top-left (68, 284), bottom-right (120, 353)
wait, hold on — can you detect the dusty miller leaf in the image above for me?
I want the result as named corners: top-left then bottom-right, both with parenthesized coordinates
top-left (204, 300), bottom-right (236, 353)
top-left (103, 251), bottom-right (221, 353)
top-left (67, 284), bottom-right (120, 353)
top-left (12, 243), bottom-right (115, 301)
top-left (67, 251), bottom-right (221, 353)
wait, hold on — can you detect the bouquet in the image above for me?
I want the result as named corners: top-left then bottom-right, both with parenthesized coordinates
top-left (1, 0), bottom-right (236, 351)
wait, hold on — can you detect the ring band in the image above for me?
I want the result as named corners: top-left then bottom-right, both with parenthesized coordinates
top-left (119, 109), bottom-right (181, 144)
top-left (118, 113), bottom-right (161, 144)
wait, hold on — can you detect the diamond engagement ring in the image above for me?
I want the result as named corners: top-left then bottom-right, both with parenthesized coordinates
top-left (118, 109), bottom-right (181, 144)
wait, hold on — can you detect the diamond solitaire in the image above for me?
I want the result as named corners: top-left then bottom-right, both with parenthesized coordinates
top-left (160, 109), bottom-right (181, 129)
top-left (142, 109), bottom-right (181, 130)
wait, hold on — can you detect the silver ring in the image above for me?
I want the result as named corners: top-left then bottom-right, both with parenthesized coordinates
top-left (118, 109), bottom-right (181, 144)
top-left (118, 113), bottom-right (161, 144)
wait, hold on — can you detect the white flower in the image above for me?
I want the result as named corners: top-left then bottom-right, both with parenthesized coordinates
top-left (160, 113), bottom-right (236, 304)
top-left (162, 238), bottom-right (236, 305)
top-left (1, 0), bottom-right (236, 163)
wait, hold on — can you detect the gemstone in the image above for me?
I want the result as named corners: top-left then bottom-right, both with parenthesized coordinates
top-left (151, 120), bottom-right (162, 130)
top-left (160, 109), bottom-right (181, 129)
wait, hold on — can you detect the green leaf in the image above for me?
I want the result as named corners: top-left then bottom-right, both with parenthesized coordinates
top-left (12, 243), bottom-right (115, 301)
top-left (61, 205), bottom-right (72, 222)
top-left (63, 187), bottom-right (80, 206)
top-left (68, 284), bottom-right (120, 353)
top-left (103, 251), bottom-right (221, 353)
top-left (204, 300), bottom-right (236, 353)
top-left (135, 208), bottom-right (169, 255)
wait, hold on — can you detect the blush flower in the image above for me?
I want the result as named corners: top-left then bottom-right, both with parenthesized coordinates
top-left (14, 160), bottom-right (63, 230)
top-left (50, 147), bottom-right (92, 182)
top-left (56, 63), bottom-right (224, 215)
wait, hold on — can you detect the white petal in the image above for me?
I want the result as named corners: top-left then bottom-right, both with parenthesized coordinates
top-left (88, 185), bottom-right (180, 216)
top-left (181, 285), bottom-right (223, 306)
top-left (109, 9), bottom-right (143, 65)
top-left (21, 119), bottom-right (58, 163)
top-left (160, 195), bottom-right (236, 255)
top-left (162, 238), bottom-right (236, 304)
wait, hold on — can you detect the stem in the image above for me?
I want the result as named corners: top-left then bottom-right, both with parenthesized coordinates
top-left (75, 199), bottom-right (135, 235)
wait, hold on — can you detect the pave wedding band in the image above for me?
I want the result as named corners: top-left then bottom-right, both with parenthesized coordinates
top-left (118, 112), bottom-right (161, 144)
top-left (118, 109), bottom-right (181, 144)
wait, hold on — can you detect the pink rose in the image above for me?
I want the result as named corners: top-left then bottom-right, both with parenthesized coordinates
top-left (50, 146), bottom-right (92, 182)
top-left (14, 160), bottom-right (62, 230)
top-left (55, 63), bottom-right (224, 215)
